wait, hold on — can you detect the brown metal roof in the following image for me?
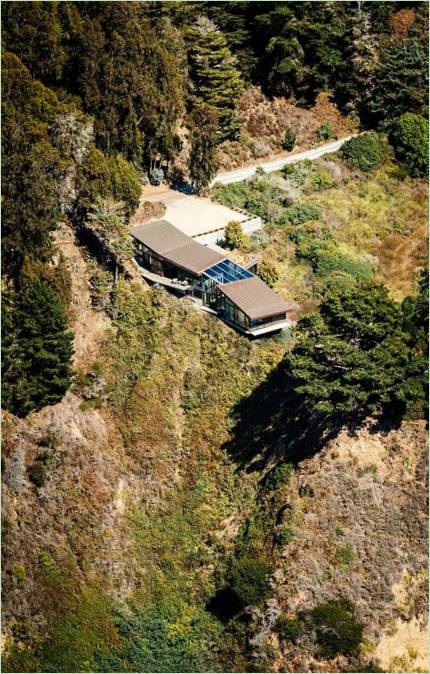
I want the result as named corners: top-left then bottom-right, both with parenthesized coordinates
top-left (131, 219), bottom-right (225, 275)
top-left (131, 220), bottom-right (190, 254)
top-left (218, 277), bottom-right (293, 319)
top-left (163, 240), bottom-right (225, 275)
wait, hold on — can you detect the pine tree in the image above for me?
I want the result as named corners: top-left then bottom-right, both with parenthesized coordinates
top-left (187, 16), bottom-right (244, 141)
top-left (347, 1), bottom-right (378, 121)
top-left (188, 103), bottom-right (219, 192)
top-left (2, 280), bottom-right (74, 417)
top-left (370, 37), bottom-right (428, 126)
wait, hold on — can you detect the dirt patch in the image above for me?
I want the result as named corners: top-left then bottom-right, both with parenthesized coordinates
top-left (374, 616), bottom-right (428, 672)
top-left (54, 223), bottom-right (110, 369)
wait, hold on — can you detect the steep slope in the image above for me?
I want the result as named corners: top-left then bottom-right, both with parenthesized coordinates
top-left (2, 235), bottom-right (428, 673)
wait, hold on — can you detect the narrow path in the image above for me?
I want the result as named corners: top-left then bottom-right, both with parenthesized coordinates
top-left (211, 135), bottom-right (356, 186)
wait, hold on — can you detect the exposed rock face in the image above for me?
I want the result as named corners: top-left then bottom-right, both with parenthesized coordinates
top-left (52, 111), bottom-right (94, 212)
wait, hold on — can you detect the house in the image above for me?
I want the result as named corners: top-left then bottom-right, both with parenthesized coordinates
top-left (131, 220), bottom-right (293, 336)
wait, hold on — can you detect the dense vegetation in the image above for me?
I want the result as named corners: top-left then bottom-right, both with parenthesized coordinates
top-left (1, 2), bottom-right (428, 673)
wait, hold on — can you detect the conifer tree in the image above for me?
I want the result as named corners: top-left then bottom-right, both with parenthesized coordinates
top-left (187, 16), bottom-right (244, 141)
top-left (347, 1), bottom-right (378, 121)
top-left (188, 103), bottom-right (219, 192)
top-left (283, 281), bottom-right (427, 424)
top-left (2, 280), bottom-right (74, 417)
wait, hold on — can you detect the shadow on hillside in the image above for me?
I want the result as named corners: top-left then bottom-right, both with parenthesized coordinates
top-left (225, 360), bottom-right (362, 473)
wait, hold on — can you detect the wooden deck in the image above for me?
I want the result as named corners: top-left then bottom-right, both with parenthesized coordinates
top-left (139, 267), bottom-right (192, 293)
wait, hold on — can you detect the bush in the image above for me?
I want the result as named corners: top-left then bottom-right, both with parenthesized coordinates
top-left (230, 557), bottom-right (270, 606)
top-left (310, 598), bottom-right (363, 658)
top-left (149, 167), bottom-right (164, 185)
top-left (224, 221), bottom-right (249, 250)
top-left (257, 260), bottom-right (279, 288)
top-left (278, 202), bottom-right (321, 226)
top-left (28, 450), bottom-right (51, 488)
top-left (340, 133), bottom-right (385, 172)
top-left (267, 462), bottom-right (295, 489)
top-left (291, 230), bottom-right (374, 282)
top-left (389, 113), bottom-right (429, 178)
top-left (276, 526), bottom-right (294, 546)
top-left (282, 128), bottom-right (296, 151)
top-left (335, 544), bottom-right (355, 569)
top-left (276, 616), bottom-right (304, 642)
top-left (317, 123), bottom-right (333, 140)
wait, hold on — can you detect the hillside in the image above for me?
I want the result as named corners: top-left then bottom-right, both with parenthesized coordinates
top-left (2, 234), bottom-right (428, 671)
top-left (1, 2), bottom-right (428, 673)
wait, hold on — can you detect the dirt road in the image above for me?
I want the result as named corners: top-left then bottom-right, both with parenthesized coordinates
top-left (211, 135), bottom-right (355, 185)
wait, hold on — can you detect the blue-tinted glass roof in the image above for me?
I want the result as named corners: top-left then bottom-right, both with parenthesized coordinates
top-left (203, 258), bottom-right (254, 285)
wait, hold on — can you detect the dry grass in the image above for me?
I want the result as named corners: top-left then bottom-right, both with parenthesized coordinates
top-left (218, 87), bottom-right (357, 170)
top-left (309, 164), bottom-right (428, 298)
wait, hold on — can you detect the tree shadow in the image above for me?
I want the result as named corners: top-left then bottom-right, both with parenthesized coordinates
top-left (225, 360), bottom-right (366, 473)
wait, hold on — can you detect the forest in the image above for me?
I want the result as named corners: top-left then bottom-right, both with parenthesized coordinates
top-left (1, 2), bottom-right (429, 673)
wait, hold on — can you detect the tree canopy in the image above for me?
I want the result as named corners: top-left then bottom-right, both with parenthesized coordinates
top-left (2, 280), bottom-right (74, 417)
top-left (284, 279), bottom-right (428, 424)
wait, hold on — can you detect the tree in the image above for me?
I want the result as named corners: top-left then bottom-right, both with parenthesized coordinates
top-left (370, 38), bottom-right (428, 125)
top-left (2, 280), bottom-right (74, 417)
top-left (187, 16), bottom-right (244, 141)
top-left (1, 52), bottom-right (72, 278)
top-left (283, 280), bottom-right (426, 425)
top-left (344, 1), bottom-right (378, 121)
top-left (3, 1), bottom-right (186, 166)
top-left (224, 221), bottom-right (249, 250)
top-left (74, 147), bottom-right (141, 221)
top-left (1, 0), bottom-right (66, 86)
top-left (389, 113), bottom-right (429, 177)
top-left (188, 103), bottom-right (219, 192)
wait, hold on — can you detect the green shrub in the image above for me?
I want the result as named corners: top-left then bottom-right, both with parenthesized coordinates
top-left (335, 544), bottom-right (355, 569)
top-left (310, 166), bottom-right (337, 190)
top-left (291, 230), bottom-right (374, 282)
top-left (276, 526), bottom-right (294, 546)
top-left (310, 598), bottom-right (363, 658)
top-left (267, 462), bottom-right (295, 489)
top-left (314, 246), bottom-right (374, 281)
top-left (340, 133), bottom-right (385, 172)
top-left (11, 563), bottom-right (26, 584)
top-left (257, 260), bottom-right (279, 288)
top-left (28, 454), bottom-right (49, 488)
top-left (282, 129), bottom-right (296, 151)
top-left (317, 123), bottom-right (333, 140)
top-left (230, 556), bottom-right (270, 606)
top-left (389, 113), bottom-right (429, 178)
top-left (276, 616), bottom-right (304, 642)
top-left (278, 202), bottom-right (321, 226)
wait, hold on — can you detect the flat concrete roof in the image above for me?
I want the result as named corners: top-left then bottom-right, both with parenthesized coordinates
top-left (136, 187), bottom-right (249, 238)
top-left (218, 277), bottom-right (293, 320)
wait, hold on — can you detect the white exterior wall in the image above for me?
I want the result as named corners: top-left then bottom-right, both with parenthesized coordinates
top-left (193, 215), bottom-right (262, 246)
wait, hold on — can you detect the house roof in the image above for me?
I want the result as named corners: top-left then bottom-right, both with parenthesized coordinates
top-left (217, 276), bottom-right (293, 320)
top-left (163, 239), bottom-right (225, 275)
top-left (131, 219), bottom-right (225, 275)
top-left (131, 220), bottom-right (190, 255)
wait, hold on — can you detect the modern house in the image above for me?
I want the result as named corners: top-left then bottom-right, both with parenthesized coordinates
top-left (131, 220), bottom-right (293, 336)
